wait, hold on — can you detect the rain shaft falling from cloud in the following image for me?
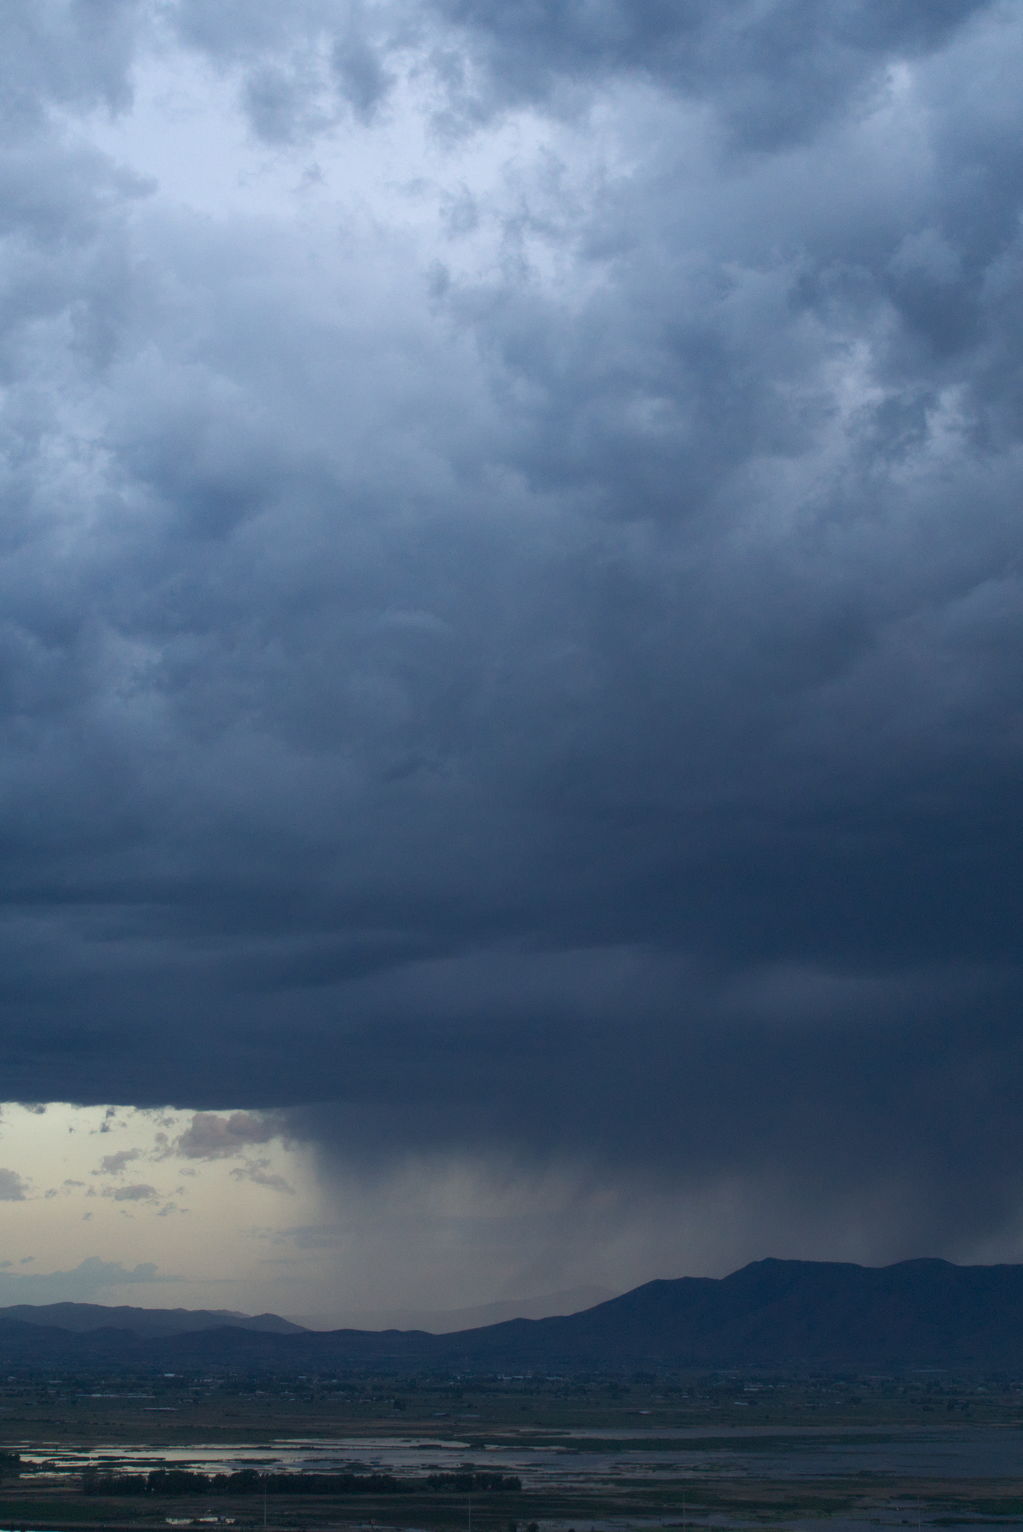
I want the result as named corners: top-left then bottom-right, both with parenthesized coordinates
top-left (0, 0), bottom-right (1021, 1301)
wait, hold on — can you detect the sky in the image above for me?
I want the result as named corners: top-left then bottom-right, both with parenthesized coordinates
top-left (0, 0), bottom-right (1022, 1326)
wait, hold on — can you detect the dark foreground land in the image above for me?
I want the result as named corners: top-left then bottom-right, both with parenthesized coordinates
top-left (2, 1370), bottom-right (1023, 1532)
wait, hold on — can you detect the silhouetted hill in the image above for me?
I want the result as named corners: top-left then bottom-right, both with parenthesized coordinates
top-left (431, 1257), bottom-right (1023, 1369)
top-left (0, 1302), bottom-right (305, 1336)
top-left (3, 1260), bottom-right (1023, 1371)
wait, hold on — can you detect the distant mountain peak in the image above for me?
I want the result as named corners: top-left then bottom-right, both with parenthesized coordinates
top-left (0, 1258), bottom-right (1021, 1371)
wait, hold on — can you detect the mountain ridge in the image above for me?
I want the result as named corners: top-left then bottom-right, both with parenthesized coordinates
top-left (0, 1301), bottom-right (306, 1336)
top-left (2, 1258), bottom-right (1022, 1371)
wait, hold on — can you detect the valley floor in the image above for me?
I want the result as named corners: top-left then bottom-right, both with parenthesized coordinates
top-left (1, 1372), bottom-right (1022, 1532)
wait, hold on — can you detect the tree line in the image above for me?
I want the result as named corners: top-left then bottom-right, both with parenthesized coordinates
top-left (81, 1468), bottom-right (522, 1497)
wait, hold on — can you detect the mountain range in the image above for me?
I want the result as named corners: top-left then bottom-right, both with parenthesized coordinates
top-left (2, 1258), bottom-right (1022, 1371)
top-left (0, 1302), bottom-right (304, 1336)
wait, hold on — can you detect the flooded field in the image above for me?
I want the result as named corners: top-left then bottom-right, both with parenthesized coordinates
top-left (15, 1422), bottom-right (1023, 1486)
top-left (2, 1375), bottom-right (1023, 1532)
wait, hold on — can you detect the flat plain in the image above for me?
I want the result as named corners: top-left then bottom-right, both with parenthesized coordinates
top-left (1, 1372), bottom-right (1022, 1532)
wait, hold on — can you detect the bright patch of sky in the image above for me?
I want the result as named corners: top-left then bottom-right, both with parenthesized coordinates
top-left (0, 1103), bottom-right (322, 1316)
top-left (73, 33), bottom-right (639, 299)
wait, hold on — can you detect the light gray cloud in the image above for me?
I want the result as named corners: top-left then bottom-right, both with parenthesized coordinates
top-left (102, 1182), bottom-right (159, 1202)
top-left (96, 1148), bottom-right (142, 1175)
top-left (0, 0), bottom-right (140, 130)
top-left (0, 1170), bottom-right (29, 1202)
top-left (230, 1159), bottom-right (295, 1193)
top-left (172, 1113), bottom-right (284, 1160)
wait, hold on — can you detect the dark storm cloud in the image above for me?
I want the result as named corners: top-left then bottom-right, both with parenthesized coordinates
top-left (1, 0), bottom-right (1023, 1258)
top-left (414, 0), bottom-right (994, 145)
top-left (169, 0), bottom-right (993, 147)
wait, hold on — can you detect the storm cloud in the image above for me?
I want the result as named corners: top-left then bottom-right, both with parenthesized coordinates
top-left (0, 0), bottom-right (1022, 1266)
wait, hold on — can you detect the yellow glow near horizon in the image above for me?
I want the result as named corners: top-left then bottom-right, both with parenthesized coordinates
top-left (0, 1103), bottom-right (322, 1315)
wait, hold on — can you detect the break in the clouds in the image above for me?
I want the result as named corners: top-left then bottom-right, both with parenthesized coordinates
top-left (0, 0), bottom-right (1021, 1274)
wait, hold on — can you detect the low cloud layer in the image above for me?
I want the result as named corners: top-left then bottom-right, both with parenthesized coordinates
top-left (0, 0), bottom-right (1021, 1268)
top-left (0, 1258), bottom-right (166, 1305)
